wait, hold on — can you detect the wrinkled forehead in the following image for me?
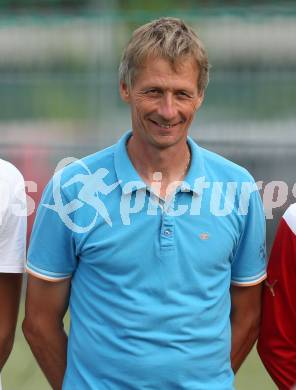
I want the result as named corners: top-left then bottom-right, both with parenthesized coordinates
top-left (132, 54), bottom-right (199, 84)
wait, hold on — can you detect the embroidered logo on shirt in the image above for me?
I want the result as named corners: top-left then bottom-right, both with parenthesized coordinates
top-left (199, 232), bottom-right (209, 240)
top-left (265, 280), bottom-right (277, 297)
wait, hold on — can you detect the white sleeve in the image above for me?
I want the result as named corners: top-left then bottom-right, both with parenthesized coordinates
top-left (0, 165), bottom-right (27, 273)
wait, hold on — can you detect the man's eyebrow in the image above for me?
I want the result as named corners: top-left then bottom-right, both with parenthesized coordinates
top-left (176, 88), bottom-right (194, 94)
top-left (140, 86), bottom-right (163, 92)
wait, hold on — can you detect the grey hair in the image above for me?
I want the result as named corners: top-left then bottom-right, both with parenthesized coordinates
top-left (119, 17), bottom-right (209, 94)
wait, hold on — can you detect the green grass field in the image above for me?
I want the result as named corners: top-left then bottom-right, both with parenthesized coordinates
top-left (2, 301), bottom-right (276, 390)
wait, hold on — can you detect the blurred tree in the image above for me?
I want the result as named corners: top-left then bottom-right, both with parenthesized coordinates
top-left (1, 0), bottom-right (295, 11)
top-left (118, 0), bottom-right (296, 10)
top-left (0, 0), bottom-right (91, 10)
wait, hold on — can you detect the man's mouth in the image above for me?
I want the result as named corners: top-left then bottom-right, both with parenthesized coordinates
top-left (149, 119), bottom-right (182, 128)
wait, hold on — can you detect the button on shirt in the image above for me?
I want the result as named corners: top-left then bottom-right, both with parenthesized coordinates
top-left (27, 131), bottom-right (266, 390)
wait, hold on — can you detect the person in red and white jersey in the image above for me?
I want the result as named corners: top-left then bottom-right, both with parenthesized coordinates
top-left (257, 203), bottom-right (296, 390)
top-left (0, 159), bottom-right (26, 390)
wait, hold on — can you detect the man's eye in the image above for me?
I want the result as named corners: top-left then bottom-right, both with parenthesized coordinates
top-left (146, 89), bottom-right (161, 95)
top-left (178, 91), bottom-right (191, 98)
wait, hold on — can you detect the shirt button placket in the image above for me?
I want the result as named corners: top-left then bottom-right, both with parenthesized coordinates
top-left (160, 211), bottom-right (175, 254)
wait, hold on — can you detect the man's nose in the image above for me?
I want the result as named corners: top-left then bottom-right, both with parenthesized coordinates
top-left (157, 94), bottom-right (177, 121)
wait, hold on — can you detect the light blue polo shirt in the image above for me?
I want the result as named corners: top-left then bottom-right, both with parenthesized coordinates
top-left (27, 131), bottom-right (266, 390)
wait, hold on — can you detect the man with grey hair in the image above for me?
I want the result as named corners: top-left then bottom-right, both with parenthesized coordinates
top-left (24, 17), bottom-right (266, 389)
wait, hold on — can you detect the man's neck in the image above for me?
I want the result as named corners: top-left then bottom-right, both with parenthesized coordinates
top-left (127, 135), bottom-right (191, 199)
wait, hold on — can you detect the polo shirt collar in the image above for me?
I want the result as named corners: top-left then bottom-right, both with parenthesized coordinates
top-left (184, 136), bottom-right (206, 195)
top-left (114, 131), bottom-right (147, 195)
top-left (114, 131), bottom-right (205, 195)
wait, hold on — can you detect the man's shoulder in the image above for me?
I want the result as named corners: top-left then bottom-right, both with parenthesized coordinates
top-left (283, 203), bottom-right (296, 235)
top-left (80, 144), bottom-right (116, 171)
top-left (199, 146), bottom-right (255, 183)
top-left (57, 144), bottom-right (117, 181)
top-left (0, 158), bottom-right (24, 185)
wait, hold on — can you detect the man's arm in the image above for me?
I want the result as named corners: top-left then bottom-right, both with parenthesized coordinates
top-left (230, 283), bottom-right (263, 373)
top-left (0, 273), bottom-right (22, 370)
top-left (22, 274), bottom-right (71, 390)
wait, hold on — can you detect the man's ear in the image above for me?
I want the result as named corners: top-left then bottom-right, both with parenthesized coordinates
top-left (119, 81), bottom-right (130, 103)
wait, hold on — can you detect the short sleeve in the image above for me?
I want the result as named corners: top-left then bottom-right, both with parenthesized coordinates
top-left (0, 167), bottom-right (26, 273)
top-left (27, 176), bottom-right (77, 282)
top-left (231, 187), bottom-right (267, 286)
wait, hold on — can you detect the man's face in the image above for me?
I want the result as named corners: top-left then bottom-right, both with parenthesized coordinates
top-left (120, 56), bottom-right (204, 149)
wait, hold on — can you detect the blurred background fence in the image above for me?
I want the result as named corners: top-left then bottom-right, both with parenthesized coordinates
top-left (1, 1), bottom-right (295, 389)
